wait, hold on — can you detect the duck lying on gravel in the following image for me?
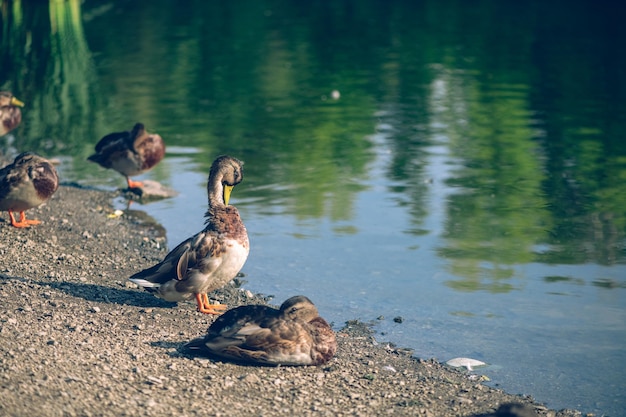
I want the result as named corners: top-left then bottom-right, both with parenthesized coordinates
top-left (0, 152), bottom-right (59, 228)
top-left (129, 155), bottom-right (249, 314)
top-left (87, 122), bottom-right (165, 189)
top-left (0, 91), bottom-right (24, 136)
top-left (185, 295), bottom-right (337, 366)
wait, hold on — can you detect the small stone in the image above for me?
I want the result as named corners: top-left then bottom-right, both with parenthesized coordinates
top-left (242, 373), bottom-right (261, 384)
top-left (393, 316), bottom-right (404, 323)
top-left (146, 376), bottom-right (162, 385)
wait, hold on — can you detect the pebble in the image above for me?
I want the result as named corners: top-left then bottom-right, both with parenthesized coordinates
top-left (146, 376), bottom-right (162, 385)
top-left (242, 374), bottom-right (261, 384)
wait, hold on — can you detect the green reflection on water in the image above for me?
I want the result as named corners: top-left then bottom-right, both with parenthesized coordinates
top-left (434, 69), bottom-right (550, 292)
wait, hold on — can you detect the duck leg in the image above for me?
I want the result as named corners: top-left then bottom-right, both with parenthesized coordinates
top-left (195, 293), bottom-right (228, 315)
top-left (9, 210), bottom-right (40, 228)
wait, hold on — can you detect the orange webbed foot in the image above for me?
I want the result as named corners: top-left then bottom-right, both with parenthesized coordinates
top-left (195, 293), bottom-right (228, 315)
top-left (9, 211), bottom-right (41, 228)
top-left (126, 178), bottom-right (144, 189)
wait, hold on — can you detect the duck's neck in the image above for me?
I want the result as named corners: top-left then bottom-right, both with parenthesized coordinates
top-left (207, 176), bottom-right (226, 208)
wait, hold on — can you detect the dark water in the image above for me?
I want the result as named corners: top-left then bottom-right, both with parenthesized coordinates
top-left (2, 1), bottom-right (626, 415)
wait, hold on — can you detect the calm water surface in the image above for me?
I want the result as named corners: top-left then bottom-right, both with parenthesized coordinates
top-left (2, 1), bottom-right (626, 415)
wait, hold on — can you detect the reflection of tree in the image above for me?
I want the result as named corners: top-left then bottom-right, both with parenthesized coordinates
top-left (435, 71), bottom-right (550, 293)
top-left (408, 0), bottom-right (626, 289)
top-left (1, 0), bottom-right (103, 154)
top-left (530, 7), bottom-right (626, 266)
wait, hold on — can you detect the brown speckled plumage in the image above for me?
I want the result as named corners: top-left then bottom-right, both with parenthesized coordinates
top-left (87, 123), bottom-right (165, 189)
top-left (185, 295), bottom-right (337, 366)
top-left (0, 152), bottom-right (59, 228)
top-left (0, 91), bottom-right (24, 136)
top-left (129, 155), bottom-right (249, 314)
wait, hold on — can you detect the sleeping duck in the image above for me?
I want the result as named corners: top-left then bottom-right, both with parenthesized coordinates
top-left (0, 152), bottom-right (59, 228)
top-left (129, 155), bottom-right (249, 314)
top-left (0, 91), bottom-right (24, 136)
top-left (185, 295), bottom-right (337, 366)
top-left (87, 123), bottom-right (165, 189)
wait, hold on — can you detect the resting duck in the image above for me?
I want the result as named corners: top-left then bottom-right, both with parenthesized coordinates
top-left (87, 123), bottom-right (165, 189)
top-left (0, 91), bottom-right (24, 136)
top-left (129, 155), bottom-right (249, 314)
top-left (0, 152), bottom-right (59, 228)
top-left (185, 295), bottom-right (337, 366)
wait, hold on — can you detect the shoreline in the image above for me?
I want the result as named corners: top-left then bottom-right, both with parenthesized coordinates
top-left (0, 185), bottom-right (583, 416)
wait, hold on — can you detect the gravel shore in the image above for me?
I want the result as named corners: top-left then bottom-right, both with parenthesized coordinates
top-left (0, 185), bottom-right (584, 417)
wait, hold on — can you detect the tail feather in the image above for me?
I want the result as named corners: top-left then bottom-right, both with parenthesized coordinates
top-left (87, 153), bottom-right (106, 165)
top-left (128, 278), bottom-right (161, 288)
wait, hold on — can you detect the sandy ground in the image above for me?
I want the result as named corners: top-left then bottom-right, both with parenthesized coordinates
top-left (0, 185), bottom-right (584, 417)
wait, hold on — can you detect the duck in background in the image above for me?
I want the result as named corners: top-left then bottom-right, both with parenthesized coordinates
top-left (0, 91), bottom-right (24, 137)
top-left (185, 295), bottom-right (337, 366)
top-left (87, 123), bottom-right (165, 189)
top-left (129, 155), bottom-right (249, 314)
top-left (0, 152), bottom-right (59, 228)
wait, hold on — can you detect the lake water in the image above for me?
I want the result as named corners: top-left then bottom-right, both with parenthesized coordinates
top-left (2, 1), bottom-right (625, 415)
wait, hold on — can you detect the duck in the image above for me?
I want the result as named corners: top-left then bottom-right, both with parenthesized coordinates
top-left (129, 155), bottom-right (249, 314)
top-left (87, 122), bottom-right (165, 189)
top-left (0, 152), bottom-right (59, 228)
top-left (185, 295), bottom-right (337, 366)
top-left (0, 91), bottom-right (25, 136)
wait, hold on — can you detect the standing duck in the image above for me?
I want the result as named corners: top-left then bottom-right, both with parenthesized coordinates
top-left (185, 295), bottom-right (337, 366)
top-left (0, 152), bottom-right (59, 228)
top-left (129, 155), bottom-right (249, 314)
top-left (0, 91), bottom-right (25, 136)
top-left (87, 123), bottom-right (165, 189)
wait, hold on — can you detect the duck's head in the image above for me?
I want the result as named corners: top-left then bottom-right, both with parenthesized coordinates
top-left (279, 295), bottom-right (320, 322)
top-left (208, 155), bottom-right (244, 205)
